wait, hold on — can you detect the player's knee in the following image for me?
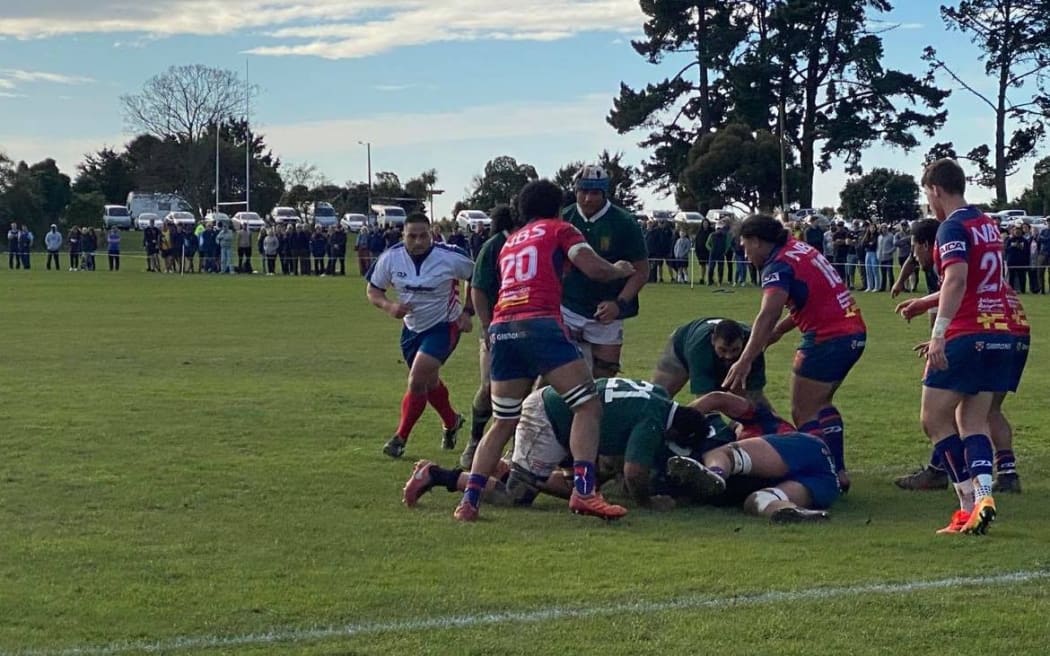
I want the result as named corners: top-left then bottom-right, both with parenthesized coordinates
top-left (492, 396), bottom-right (523, 421)
top-left (744, 488), bottom-right (789, 516)
top-left (472, 385), bottom-right (492, 415)
top-left (592, 356), bottom-right (621, 377)
top-left (504, 463), bottom-right (544, 506)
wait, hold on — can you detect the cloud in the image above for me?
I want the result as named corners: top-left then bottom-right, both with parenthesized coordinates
top-left (0, 92), bottom-right (28, 98)
top-left (373, 84), bottom-right (417, 92)
top-left (0, 1), bottom-right (642, 59)
top-left (1, 68), bottom-right (94, 84)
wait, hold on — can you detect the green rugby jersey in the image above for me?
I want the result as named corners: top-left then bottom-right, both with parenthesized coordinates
top-left (471, 230), bottom-right (508, 304)
top-left (560, 202), bottom-right (647, 318)
top-left (672, 318), bottom-right (766, 395)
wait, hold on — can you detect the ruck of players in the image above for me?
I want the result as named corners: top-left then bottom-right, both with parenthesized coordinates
top-left (367, 160), bottom-right (1028, 534)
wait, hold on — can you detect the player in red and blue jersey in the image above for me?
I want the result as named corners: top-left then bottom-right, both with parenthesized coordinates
top-left (723, 214), bottom-right (866, 491)
top-left (454, 179), bottom-right (636, 522)
top-left (894, 159), bottom-right (1030, 535)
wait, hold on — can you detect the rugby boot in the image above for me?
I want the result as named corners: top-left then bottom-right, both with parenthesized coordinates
top-left (894, 465), bottom-right (949, 491)
top-left (442, 414), bottom-right (465, 450)
top-left (459, 439), bottom-right (479, 469)
top-left (453, 499), bottom-right (479, 522)
top-left (935, 509), bottom-right (971, 535)
top-left (666, 456), bottom-right (727, 500)
top-left (569, 491), bottom-right (628, 520)
top-left (992, 473), bottom-right (1022, 494)
top-left (402, 460), bottom-right (435, 507)
top-left (770, 507), bottom-right (830, 524)
top-left (383, 435), bottom-right (406, 459)
top-left (962, 496), bottom-right (996, 535)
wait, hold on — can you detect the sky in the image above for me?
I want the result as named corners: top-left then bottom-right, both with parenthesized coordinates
top-left (0, 0), bottom-right (1042, 219)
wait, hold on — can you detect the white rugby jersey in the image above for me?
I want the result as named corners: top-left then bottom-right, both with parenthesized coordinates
top-left (368, 243), bottom-right (474, 332)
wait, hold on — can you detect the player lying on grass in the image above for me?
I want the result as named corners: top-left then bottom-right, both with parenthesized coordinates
top-left (404, 377), bottom-right (711, 512)
top-left (664, 432), bottom-right (841, 524)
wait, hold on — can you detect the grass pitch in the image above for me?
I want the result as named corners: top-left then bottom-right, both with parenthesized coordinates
top-left (2, 263), bottom-right (1049, 655)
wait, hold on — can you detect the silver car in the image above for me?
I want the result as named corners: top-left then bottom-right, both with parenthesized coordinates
top-left (165, 211), bottom-right (197, 229)
top-left (232, 211), bottom-right (266, 232)
top-left (102, 205), bottom-right (132, 230)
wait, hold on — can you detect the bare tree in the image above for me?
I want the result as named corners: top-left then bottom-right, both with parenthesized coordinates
top-left (283, 161), bottom-right (332, 189)
top-left (120, 65), bottom-right (255, 144)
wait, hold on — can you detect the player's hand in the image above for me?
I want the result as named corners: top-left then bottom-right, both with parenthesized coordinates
top-left (895, 299), bottom-right (924, 322)
top-left (723, 358), bottom-right (752, 392)
top-left (766, 330), bottom-right (783, 348)
top-left (912, 341), bottom-right (930, 358)
top-left (386, 302), bottom-right (412, 319)
top-left (594, 300), bottom-right (620, 323)
top-left (612, 260), bottom-right (635, 278)
top-left (456, 311), bottom-right (473, 333)
top-left (648, 495), bottom-right (676, 512)
top-left (890, 278), bottom-right (906, 298)
top-left (926, 336), bottom-right (948, 371)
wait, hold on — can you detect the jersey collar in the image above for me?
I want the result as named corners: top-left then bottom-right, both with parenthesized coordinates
top-left (578, 200), bottom-right (611, 223)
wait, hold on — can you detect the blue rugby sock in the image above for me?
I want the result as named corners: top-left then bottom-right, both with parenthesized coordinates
top-left (573, 461), bottom-right (597, 496)
top-left (927, 448), bottom-right (945, 472)
top-left (963, 434), bottom-right (995, 501)
top-left (462, 473), bottom-right (488, 508)
top-left (934, 434), bottom-right (973, 511)
top-left (818, 406), bottom-right (845, 472)
top-left (995, 449), bottom-right (1016, 476)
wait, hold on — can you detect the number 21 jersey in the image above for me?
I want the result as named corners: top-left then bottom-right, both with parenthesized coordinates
top-left (492, 219), bottom-right (590, 325)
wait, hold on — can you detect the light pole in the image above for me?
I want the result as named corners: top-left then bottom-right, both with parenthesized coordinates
top-left (358, 140), bottom-right (372, 219)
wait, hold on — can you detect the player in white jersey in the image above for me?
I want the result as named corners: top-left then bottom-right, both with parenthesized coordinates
top-left (367, 213), bottom-right (476, 458)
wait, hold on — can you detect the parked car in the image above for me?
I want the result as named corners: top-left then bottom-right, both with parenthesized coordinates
top-left (455, 210), bottom-right (491, 232)
top-left (134, 212), bottom-right (162, 231)
top-left (307, 202), bottom-right (339, 228)
top-left (204, 211), bottom-right (231, 227)
top-left (647, 210), bottom-right (675, 222)
top-left (166, 211), bottom-right (197, 229)
top-left (232, 211), bottom-right (265, 232)
top-left (706, 208), bottom-right (741, 227)
top-left (372, 204), bottom-right (407, 228)
top-left (673, 211), bottom-right (704, 224)
top-left (102, 205), bottom-right (133, 230)
top-left (341, 213), bottom-right (369, 232)
top-left (270, 206), bottom-right (302, 225)
top-left (127, 191), bottom-right (193, 221)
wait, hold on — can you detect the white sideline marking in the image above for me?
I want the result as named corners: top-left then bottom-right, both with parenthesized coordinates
top-left (6, 570), bottom-right (1047, 656)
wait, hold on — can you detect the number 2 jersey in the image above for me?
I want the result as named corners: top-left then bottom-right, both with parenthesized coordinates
top-left (934, 206), bottom-right (1030, 341)
top-left (760, 237), bottom-right (866, 343)
top-left (491, 219), bottom-right (591, 325)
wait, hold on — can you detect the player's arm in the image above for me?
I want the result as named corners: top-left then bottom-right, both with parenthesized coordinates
top-left (891, 254), bottom-right (917, 297)
top-left (926, 262), bottom-right (965, 370)
top-left (768, 314), bottom-right (796, 346)
top-left (568, 243), bottom-right (635, 282)
top-left (366, 284), bottom-right (411, 320)
top-left (723, 289), bottom-right (786, 391)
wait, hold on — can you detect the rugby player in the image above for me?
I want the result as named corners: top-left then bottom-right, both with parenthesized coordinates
top-left (459, 204), bottom-right (518, 469)
top-left (404, 377), bottom-right (711, 511)
top-left (560, 165), bottom-right (649, 378)
top-left (665, 432), bottom-right (839, 523)
top-left (895, 220), bottom-right (1024, 494)
top-left (724, 214), bottom-right (866, 492)
top-left (651, 317), bottom-right (772, 407)
top-left (894, 160), bottom-right (1029, 534)
top-left (366, 213), bottom-right (475, 459)
top-left (454, 180), bottom-right (635, 521)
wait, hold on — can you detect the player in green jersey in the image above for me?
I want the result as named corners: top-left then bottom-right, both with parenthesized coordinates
top-left (459, 204), bottom-right (517, 469)
top-left (560, 165), bottom-right (649, 378)
top-left (402, 377), bottom-right (710, 511)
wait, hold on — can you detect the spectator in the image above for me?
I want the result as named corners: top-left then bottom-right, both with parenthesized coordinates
top-left (295, 224), bottom-right (311, 275)
top-left (106, 226), bottom-right (121, 271)
top-left (18, 224), bottom-right (32, 269)
top-left (432, 225), bottom-right (446, 244)
top-left (182, 225), bottom-right (199, 273)
top-left (1004, 223), bottom-right (1030, 293)
top-left (216, 222), bottom-right (234, 274)
top-left (384, 226), bottom-right (401, 250)
top-left (875, 224), bottom-right (896, 292)
top-left (82, 228), bottom-right (97, 271)
top-left (831, 221), bottom-right (850, 283)
top-left (733, 233), bottom-right (748, 286)
top-left (143, 220), bottom-right (160, 272)
top-left (694, 218), bottom-right (713, 284)
top-left (68, 227), bottom-right (81, 271)
top-left (200, 222), bottom-right (218, 273)
top-left (263, 228), bottom-right (279, 275)
top-left (44, 224), bottom-right (62, 271)
top-left (894, 223), bottom-right (915, 292)
top-left (171, 224), bottom-right (184, 273)
top-left (1036, 224), bottom-right (1050, 294)
top-left (159, 222), bottom-right (176, 272)
top-left (237, 223), bottom-right (253, 273)
top-left (705, 222), bottom-right (730, 285)
top-left (6, 222), bottom-right (17, 269)
top-left (277, 224), bottom-right (293, 275)
top-left (1023, 222), bottom-right (1039, 293)
top-left (645, 221), bottom-right (665, 283)
top-left (310, 226), bottom-right (327, 276)
top-left (861, 223), bottom-right (879, 292)
top-left (356, 226), bottom-right (372, 275)
top-left (804, 217), bottom-right (824, 251)
top-left (447, 228), bottom-right (468, 251)
top-left (368, 226), bottom-right (386, 264)
top-left (672, 229), bottom-right (691, 283)
top-left (469, 224), bottom-right (487, 258)
top-left (328, 224), bottom-right (347, 275)
top-left (257, 226), bottom-right (266, 270)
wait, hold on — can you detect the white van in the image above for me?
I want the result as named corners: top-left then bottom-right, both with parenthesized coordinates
top-left (372, 205), bottom-right (407, 228)
top-left (102, 205), bottom-right (132, 230)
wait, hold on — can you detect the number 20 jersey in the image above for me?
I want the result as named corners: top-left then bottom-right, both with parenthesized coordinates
top-left (934, 206), bottom-right (1029, 341)
top-left (492, 219), bottom-right (590, 325)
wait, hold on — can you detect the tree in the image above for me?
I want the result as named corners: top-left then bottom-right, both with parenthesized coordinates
top-left (466, 156), bottom-right (538, 210)
top-left (608, 1), bottom-right (745, 193)
top-left (679, 123), bottom-right (797, 213)
top-left (283, 162), bottom-right (330, 190)
top-left (764, 0), bottom-right (949, 207)
top-left (66, 191), bottom-right (107, 226)
top-left (838, 167), bottom-right (920, 223)
top-left (1013, 155), bottom-right (1050, 214)
top-left (120, 65), bottom-right (255, 144)
top-left (28, 159), bottom-right (71, 222)
top-left (923, 0), bottom-right (1050, 204)
top-left (0, 161), bottom-right (44, 234)
top-left (72, 147), bottom-right (134, 204)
